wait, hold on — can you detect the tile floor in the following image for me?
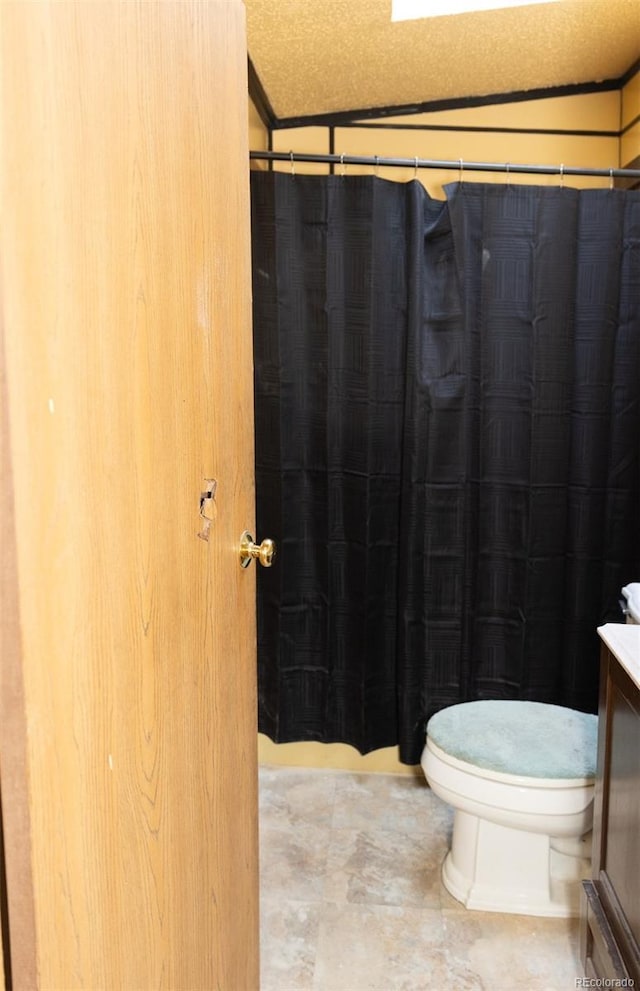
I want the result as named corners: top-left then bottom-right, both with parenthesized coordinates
top-left (259, 765), bottom-right (584, 991)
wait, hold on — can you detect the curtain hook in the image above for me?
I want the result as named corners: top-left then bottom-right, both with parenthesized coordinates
top-left (340, 153), bottom-right (346, 177)
top-left (290, 151), bottom-right (295, 176)
top-left (609, 167), bottom-right (614, 190)
top-left (505, 161), bottom-right (510, 188)
top-left (459, 158), bottom-right (464, 183)
top-left (559, 162), bottom-right (564, 188)
top-left (414, 156), bottom-right (419, 179)
top-left (374, 155), bottom-right (380, 177)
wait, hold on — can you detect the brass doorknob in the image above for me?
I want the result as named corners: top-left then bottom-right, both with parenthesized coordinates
top-left (239, 531), bottom-right (276, 568)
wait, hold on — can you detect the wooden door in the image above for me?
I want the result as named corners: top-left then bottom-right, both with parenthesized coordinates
top-left (0, 3), bottom-right (259, 988)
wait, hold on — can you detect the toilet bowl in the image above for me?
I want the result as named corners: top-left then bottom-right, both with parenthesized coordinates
top-left (421, 700), bottom-right (598, 918)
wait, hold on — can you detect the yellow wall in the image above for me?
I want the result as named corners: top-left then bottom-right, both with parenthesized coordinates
top-left (248, 96), bottom-right (269, 161)
top-left (267, 90), bottom-right (621, 196)
top-left (254, 84), bottom-right (629, 773)
top-left (621, 68), bottom-right (640, 168)
top-left (258, 735), bottom-right (420, 775)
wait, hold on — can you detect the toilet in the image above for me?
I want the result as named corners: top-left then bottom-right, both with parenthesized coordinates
top-left (421, 699), bottom-right (598, 918)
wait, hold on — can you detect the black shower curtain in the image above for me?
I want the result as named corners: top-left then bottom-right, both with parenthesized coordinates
top-left (251, 170), bottom-right (640, 764)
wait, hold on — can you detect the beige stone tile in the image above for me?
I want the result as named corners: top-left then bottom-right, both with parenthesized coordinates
top-left (442, 908), bottom-right (582, 991)
top-left (258, 766), bottom-right (583, 991)
top-left (324, 777), bottom-right (452, 909)
top-left (332, 771), bottom-right (453, 841)
top-left (313, 902), bottom-right (484, 991)
top-left (323, 825), bottom-right (445, 909)
top-left (260, 819), bottom-right (333, 902)
top-left (260, 898), bottom-right (322, 991)
top-left (259, 766), bottom-right (338, 901)
top-left (259, 765), bottom-right (337, 829)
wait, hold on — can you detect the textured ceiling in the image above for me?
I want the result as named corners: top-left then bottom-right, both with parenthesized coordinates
top-left (245, 0), bottom-right (640, 122)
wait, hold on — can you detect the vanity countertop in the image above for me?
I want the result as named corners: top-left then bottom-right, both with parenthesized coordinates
top-left (598, 623), bottom-right (640, 689)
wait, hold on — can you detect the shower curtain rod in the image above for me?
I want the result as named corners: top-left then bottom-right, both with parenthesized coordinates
top-left (249, 150), bottom-right (640, 181)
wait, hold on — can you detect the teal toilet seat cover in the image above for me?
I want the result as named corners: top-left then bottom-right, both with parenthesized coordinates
top-left (426, 700), bottom-right (598, 779)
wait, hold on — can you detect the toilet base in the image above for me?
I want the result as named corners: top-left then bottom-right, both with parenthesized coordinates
top-left (442, 810), bottom-right (591, 918)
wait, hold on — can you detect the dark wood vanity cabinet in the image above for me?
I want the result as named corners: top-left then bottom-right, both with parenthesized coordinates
top-left (580, 629), bottom-right (640, 984)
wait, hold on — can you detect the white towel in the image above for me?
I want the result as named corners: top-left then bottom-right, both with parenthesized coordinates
top-left (621, 583), bottom-right (640, 623)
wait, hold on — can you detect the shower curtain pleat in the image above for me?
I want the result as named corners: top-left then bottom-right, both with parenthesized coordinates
top-left (251, 171), bottom-right (640, 764)
top-left (253, 174), bottom-right (411, 752)
top-left (396, 183), bottom-right (464, 760)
